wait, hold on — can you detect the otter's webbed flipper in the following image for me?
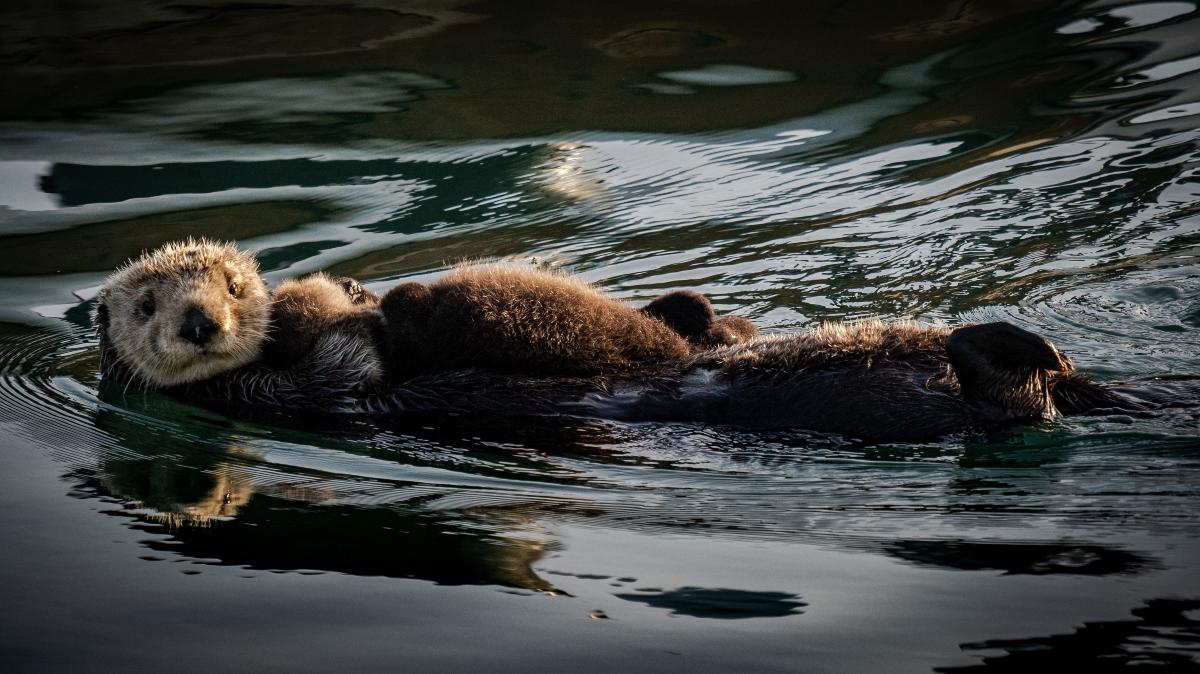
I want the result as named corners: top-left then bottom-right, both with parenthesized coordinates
top-left (1050, 371), bottom-right (1150, 415)
top-left (641, 290), bottom-right (758, 348)
top-left (947, 322), bottom-right (1068, 420)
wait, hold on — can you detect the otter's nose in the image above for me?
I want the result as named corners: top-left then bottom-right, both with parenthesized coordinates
top-left (179, 306), bottom-right (219, 346)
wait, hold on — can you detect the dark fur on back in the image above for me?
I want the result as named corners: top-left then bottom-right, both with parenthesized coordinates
top-left (590, 320), bottom-right (1138, 440)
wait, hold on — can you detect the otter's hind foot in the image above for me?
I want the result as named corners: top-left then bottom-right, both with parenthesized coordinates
top-left (949, 322), bottom-right (1067, 372)
top-left (948, 321), bottom-right (1069, 418)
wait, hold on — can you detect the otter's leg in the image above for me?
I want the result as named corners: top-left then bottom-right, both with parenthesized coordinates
top-left (706, 316), bottom-right (759, 347)
top-left (947, 322), bottom-right (1068, 419)
top-left (641, 290), bottom-right (758, 348)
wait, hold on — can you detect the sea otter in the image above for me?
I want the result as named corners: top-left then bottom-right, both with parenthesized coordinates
top-left (96, 239), bottom-right (756, 392)
top-left (97, 240), bottom-right (1145, 442)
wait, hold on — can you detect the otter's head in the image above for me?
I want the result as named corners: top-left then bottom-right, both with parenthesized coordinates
top-left (97, 239), bottom-right (270, 387)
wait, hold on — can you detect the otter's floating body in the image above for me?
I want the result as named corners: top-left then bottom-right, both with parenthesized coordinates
top-left (97, 240), bottom-right (1140, 442)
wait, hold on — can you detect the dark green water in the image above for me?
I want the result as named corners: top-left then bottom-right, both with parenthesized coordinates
top-left (2, 1), bottom-right (1199, 671)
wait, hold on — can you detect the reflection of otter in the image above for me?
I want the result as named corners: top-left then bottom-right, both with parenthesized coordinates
top-left (102, 454), bottom-right (254, 527)
top-left (88, 409), bottom-right (557, 590)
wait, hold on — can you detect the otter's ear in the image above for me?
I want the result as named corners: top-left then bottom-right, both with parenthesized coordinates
top-left (94, 296), bottom-right (111, 337)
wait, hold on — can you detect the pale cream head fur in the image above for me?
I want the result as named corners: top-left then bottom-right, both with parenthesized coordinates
top-left (98, 238), bottom-right (270, 386)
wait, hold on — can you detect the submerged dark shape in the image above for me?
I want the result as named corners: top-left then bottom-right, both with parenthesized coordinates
top-left (885, 539), bottom-right (1154, 576)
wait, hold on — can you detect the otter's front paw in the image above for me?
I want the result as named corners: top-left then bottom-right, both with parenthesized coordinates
top-left (331, 277), bottom-right (379, 305)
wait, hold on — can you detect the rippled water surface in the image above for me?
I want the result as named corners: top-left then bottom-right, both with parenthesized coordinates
top-left (2, 1), bottom-right (1199, 671)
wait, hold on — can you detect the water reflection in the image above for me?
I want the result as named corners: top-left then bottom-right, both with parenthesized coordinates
top-left (615, 587), bottom-right (806, 619)
top-left (95, 486), bottom-right (557, 589)
top-left (0, 0), bottom-right (1073, 136)
top-left (885, 540), bottom-right (1153, 576)
top-left (82, 408), bottom-right (558, 589)
top-left (936, 598), bottom-right (1200, 672)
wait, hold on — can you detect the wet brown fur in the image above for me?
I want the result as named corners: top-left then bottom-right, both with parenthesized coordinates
top-left (261, 273), bottom-right (381, 370)
top-left (691, 321), bottom-right (955, 375)
top-left (99, 241), bottom-right (754, 390)
top-left (379, 264), bottom-right (702, 377)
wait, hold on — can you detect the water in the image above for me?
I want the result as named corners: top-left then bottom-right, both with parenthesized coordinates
top-left (2, 1), bottom-right (1199, 671)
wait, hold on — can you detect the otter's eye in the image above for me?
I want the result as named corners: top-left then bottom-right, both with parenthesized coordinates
top-left (141, 297), bottom-right (156, 316)
top-left (228, 281), bottom-right (241, 298)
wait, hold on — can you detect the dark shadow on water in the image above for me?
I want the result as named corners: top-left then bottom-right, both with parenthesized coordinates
top-left (615, 587), bottom-right (806, 619)
top-left (936, 598), bottom-right (1200, 673)
top-left (886, 540), bottom-right (1155, 576)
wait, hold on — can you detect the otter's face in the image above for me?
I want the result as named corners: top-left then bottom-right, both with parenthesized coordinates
top-left (97, 240), bottom-right (270, 387)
